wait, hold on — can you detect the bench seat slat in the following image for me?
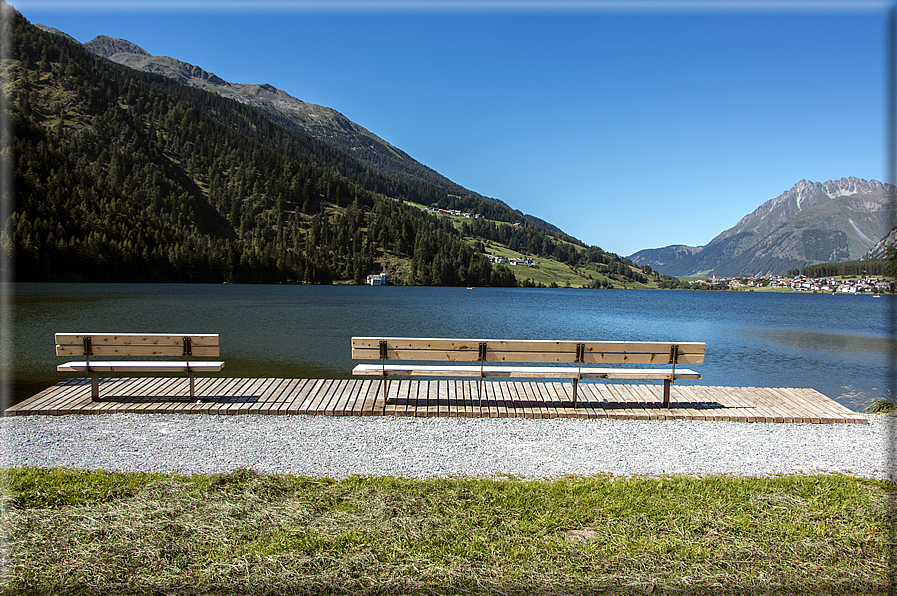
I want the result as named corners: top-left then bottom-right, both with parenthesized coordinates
top-left (57, 361), bottom-right (225, 373)
top-left (352, 363), bottom-right (700, 380)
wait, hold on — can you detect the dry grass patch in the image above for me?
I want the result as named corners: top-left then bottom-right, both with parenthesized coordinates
top-left (0, 467), bottom-right (893, 595)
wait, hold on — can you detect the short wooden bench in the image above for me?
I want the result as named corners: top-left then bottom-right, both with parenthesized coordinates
top-left (55, 333), bottom-right (224, 401)
top-left (351, 337), bottom-right (704, 407)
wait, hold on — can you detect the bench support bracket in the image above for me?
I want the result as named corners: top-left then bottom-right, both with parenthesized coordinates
top-left (663, 344), bottom-right (679, 408)
top-left (572, 343), bottom-right (585, 406)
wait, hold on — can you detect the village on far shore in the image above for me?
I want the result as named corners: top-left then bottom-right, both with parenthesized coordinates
top-left (692, 273), bottom-right (893, 294)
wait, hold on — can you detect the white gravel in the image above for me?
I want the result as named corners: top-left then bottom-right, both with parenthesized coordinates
top-left (0, 413), bottom-right (893, 480)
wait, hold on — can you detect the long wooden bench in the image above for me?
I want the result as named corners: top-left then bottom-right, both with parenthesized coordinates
top-left (351, 337), bottom-right (704, 407)
top-left (55, 333), bottom-right (224, 401)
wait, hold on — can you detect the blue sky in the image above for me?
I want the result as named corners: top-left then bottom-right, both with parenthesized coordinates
top-left (8, 0), bottom-right (895, 257)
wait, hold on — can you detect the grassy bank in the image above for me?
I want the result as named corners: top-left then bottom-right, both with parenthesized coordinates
top-left (1, 467), bottom-right (892, 595)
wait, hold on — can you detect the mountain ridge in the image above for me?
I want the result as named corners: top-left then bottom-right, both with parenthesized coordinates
top-left (70, 33), bottom-right (566, 237)
top-left (628, 177), bottom-right (895, 277)
top-left (11, 10), bottom-right (647, 288)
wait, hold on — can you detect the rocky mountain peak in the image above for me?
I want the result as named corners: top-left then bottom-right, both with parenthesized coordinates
top-left (83, 35), bottom-right (150, 59)
top-left (821, 176), bottom-right (886, 198)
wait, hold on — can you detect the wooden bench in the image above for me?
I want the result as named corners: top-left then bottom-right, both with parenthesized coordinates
top-left (55, 333), bottom-right (224, 401)
top-left (351, 337), bottom-right (704, 407)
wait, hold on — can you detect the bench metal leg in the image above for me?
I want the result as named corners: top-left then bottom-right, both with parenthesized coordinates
top-left (572, 379), bottom-right (579, 407)
top-left (663, 379), bottom-right (672, 408)
top-left (188, 370), bottom-right (196, 400)
top-left (90, 372), bottom-right (99, 401)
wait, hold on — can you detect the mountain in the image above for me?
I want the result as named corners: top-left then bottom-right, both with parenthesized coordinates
top-left (74, 34), bottom-right (565, 237)
top-left (8, 9), bottom-right (642, 288)
top-left (862, 225), bottom-right (897, 260)
top-left (628, 177), bottom-right (895, 277)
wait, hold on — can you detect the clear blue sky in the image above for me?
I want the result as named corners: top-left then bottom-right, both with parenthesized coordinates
top-left (9, 0), bottom-right (895, 257)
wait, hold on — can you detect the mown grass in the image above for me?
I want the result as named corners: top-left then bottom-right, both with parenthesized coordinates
top-left (0, 467), bottom-right (893, 595)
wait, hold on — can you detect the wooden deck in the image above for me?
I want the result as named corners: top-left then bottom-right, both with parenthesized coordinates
top-left (5, 377), bottom-right (868, 424)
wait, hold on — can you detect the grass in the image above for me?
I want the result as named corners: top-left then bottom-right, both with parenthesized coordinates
top-left (1, 467), bottom-right (893, 595)
top-left (865, 392), bottom-right (897, 414)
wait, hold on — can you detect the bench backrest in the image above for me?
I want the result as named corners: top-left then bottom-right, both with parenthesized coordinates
top-left (351, 337), bottom-right (704, 366)
top-left (55, 333), bottom-right (220, 358)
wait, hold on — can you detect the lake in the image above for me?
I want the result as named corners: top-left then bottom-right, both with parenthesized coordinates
top-left (5, 283), bottom-right (895, 412)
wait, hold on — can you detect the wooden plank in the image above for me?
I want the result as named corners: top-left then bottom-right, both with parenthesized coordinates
top-left (577, 384), bottom-right (606, 419)
top-left (15, 379), bottom-right (83, 415)
top-left (246, 378), bottom-right (284, 415)
top-left (666, 384), bottom-right (706, 421)
top-left (404, 380), bottom-right (420, 417)
top-left (677, 385), bottom-right (711, 420)
top-left (141, 377), bottom-right (188, 414)
top-left (4, 382), bottom-right (69, 415)
top-left (337, 380), bottom-right (362, 416)
top-left (241, 378), bottom-right (279, 414)
top-left (355, 379), bottom-right (379, 416)
top-left (795, 387), bottom-right (863, 422)
top-left (778, 387), bottom-right (831, 423)
top-left (756, 386), bottom-right (802, 423)
top-left (322, 380), bottom-right (349, 416)
top-left (419, 380), bottom-right (435, 417)
top-left (56, 345), bottom-right (220, 357)
top-left (354, 348), bottom-right (705, 365)
top-left (461, 379), bottom-right (477, 417)
top-left (557, 381), bottom-right (579, 419)
top-left (341, 379), bottom-right (365, 415)
top-left (707, 386), bottom-right (750, 423)
top-left (546, 382), bottom-right (569, 419)
top-left (501, 381), bottom-right (517, 418)
top-left (194, 378), bottom-right (239, 413)
top-left (56, 333), bottom-right (219, 346)
top-left (55, 379), bottom-right (101, 414)
top-left (616, 384), bottom-right (653, 420)
top-left (531, 382), bottom-right (550, 418)
top-left (442, 380), bottom-right (455, 417)
top-left (306, 379), bottom-right (337, 415)
top-left (264, 379), bottom-right (302, 414)
top-left (381, 379), bottom-right (401, 416)
top-left (282, 378), bottom-right (320, 414)
top-left (604, 384), bottom-right (637, 420)
top-left (511, 381), bottom-right (534, 419)
top-left (352, 363), bottom-right (701, 380)
top-left (743, 387), bottom-right (784, 423)
top-left (352, 337), bottom-right (705, 360)
top-left (443, 379), bottom-right (457, 417)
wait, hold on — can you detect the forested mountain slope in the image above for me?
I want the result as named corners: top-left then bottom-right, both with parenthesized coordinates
top-left (3, 7), bottom-right (645, 287)
top-left (75, 32), bottom-right (566, 237)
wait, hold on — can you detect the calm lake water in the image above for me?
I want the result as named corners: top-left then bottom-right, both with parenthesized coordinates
top-left (5, 283), bottom-right (896, 411)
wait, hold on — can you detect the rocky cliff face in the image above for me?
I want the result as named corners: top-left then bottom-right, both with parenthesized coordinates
top-left (628, 177), bottom-right (895, 277)
top-left (863, 225), bottom-right (897, 259)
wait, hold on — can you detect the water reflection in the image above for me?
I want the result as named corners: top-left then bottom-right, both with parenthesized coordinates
top-left (744, 327), bottom-right (896, 359)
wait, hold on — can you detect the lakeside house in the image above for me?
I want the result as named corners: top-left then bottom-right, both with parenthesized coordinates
top-left (366, 273), bottom-right (388, 286)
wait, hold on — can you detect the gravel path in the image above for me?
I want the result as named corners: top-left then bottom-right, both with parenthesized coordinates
top-left (1, 413), bottom-right (893, 480)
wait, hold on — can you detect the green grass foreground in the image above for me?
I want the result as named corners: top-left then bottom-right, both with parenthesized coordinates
top-left (0, 468), bottom-right (893, 595)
